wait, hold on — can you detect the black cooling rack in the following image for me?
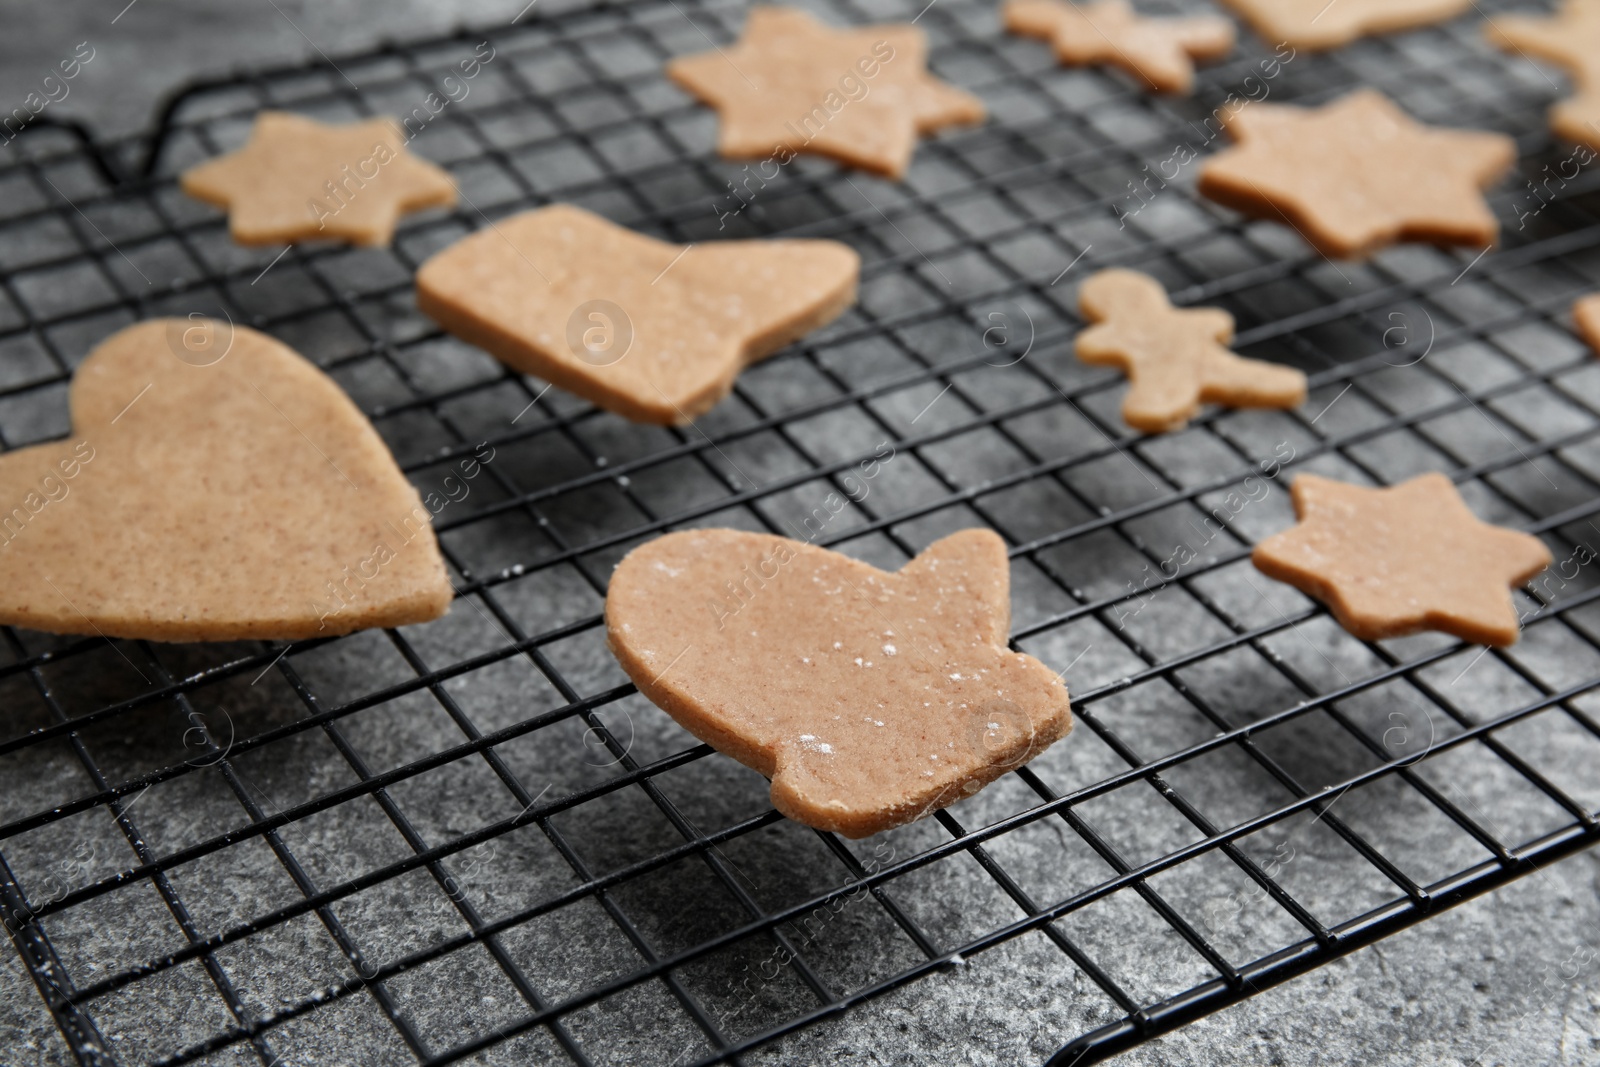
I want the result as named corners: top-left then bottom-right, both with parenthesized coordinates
top-left (4, 0), bottom-right (1600, 1063)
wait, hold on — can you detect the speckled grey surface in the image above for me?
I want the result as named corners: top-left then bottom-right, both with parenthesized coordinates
top-left (1, 1), bottom-right (1599, 1066)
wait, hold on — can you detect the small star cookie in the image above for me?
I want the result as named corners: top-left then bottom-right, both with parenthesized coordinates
top-left (1076, 268), bottom-right (1306, 432)
top-left (181, 111), bottom-right (457, 246)
top-left (606, 528), bottom-right (1072, 837)
top-left (1487, 1), bottom-right (1600, 152)
top-left (1004, 0), bottom-right (1235, 95)
top-left (666, 6), bottom-right (986, 179)
top-left (1253, 473), bottom-right (1552, 647)
top-left (415, 204), bottom-right (859, 425)
top-left (1219, 0), bottom-right (1469, 51)
top-left (1197, 89), bottom-right (1516, 259)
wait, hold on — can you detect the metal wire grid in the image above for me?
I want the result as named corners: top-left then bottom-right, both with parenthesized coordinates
top-left (2, 0), bottom-right (1600, 1063)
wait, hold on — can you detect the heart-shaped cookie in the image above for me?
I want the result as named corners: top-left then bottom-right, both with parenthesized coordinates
top-left (415, 204), bottom-right (859, 425)
top-left (0, 320), bottom-right (452, 642)
top-left (605, 528), bottom-right (1072, 837)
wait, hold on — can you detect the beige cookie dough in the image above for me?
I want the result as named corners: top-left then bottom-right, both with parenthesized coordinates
top-left (0, 320), bottom-right (452, 641)
top-left (1487, 2), bottom-right (1600, 152)
top-left (1077, 268), bottom-right (1306, 432)
top-left (1005, 0), bottom-right (1235, 95)
top-left (605, 528), bottom-right (1073, 838)
top-left (1575, 293), bottom-right (1600, 355)
top-left (1219, 0), bottom-right (1469, 51)
top-left (181, 111), bottom-right (457, 246)
top-left (667, 6), bottom-right (985, 179)
top-left (415, 204), bottom-right (859, 425)
top-left (1252, 473), bottom-right (1552, 646)
top-left (1197, 89), bottom-right (1516, 259)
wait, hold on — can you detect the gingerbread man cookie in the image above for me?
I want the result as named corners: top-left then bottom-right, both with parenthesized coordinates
top-left (667, 6), bottom-right (986, 179)
top-left (1004, 0), bottom-right (1235, 95)
top-left (606, 528), bottom-right (1073, 838)
top-left (1253, 473), bottom-right (1552, 646)
top-left (181, 112), bottom-right (457, 246)
top-left (0, 320), bottom-right (453, 642)
top-left (1197, 89), bottom-right (1516, 259)
top-left (1219, 0), bottom-right (1469, 51)
top-left (416, 204), bottom-right (859, 425)
top-left (1076, 268), bottom-right (1306, 432)
top-left (1487, 1), bottom-right (1600, 152)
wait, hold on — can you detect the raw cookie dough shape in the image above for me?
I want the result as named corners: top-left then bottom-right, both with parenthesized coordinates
top-left (1076, 268), bottom-right (1307, 432)
top-left (1004, 0), bottom-right (1235, 95)
top-left (1196, 89), bottom-right (1517, 259)
top-left (181, 111), bottom-right (457, 246)
top-left (1219, 0), bottom-right (1470, 51)
top-left (1487, 2), bottom-right (1600, 152)
top-left (415, 204), bottom-right (860, 425)
top-left (605, 528), bottom-right (1073, 838)
top-left (1252, 472), bottom-right (1552, 646)
top-left (1575, 293), bottom-right (1600, 354)
top-left (666, 6), bottom-right (986, 179)
top-left (0, 320), bottom-right (453, 642)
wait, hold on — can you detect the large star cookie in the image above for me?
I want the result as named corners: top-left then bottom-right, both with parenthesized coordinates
top-left (606, 528), bottom-right (1073, 837)
top-left (666, 6), bottom-right (986, 178)
top-left (415, 204), bottom-right (859, 424)
top-left (1197, 89), bottom-right (1516, 259)
top-left (181, 111), bottom-right (457, 246)
top-left (1219, 0), bottom-right (1469, 51)
top-left (0, 320), bottom-right (453, 642)
top-left (1076, 268), bottom-right (1306, 432)
top-left (1487, 1), bottom-right (1600, 152)
top-left (1253, 473), bottom-right (1552, 646)
top-left (1004, 0), bottom-right (1235, 95)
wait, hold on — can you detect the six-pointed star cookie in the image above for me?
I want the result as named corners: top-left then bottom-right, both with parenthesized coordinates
top-left (181, 111), bottom-right (457, 246)
top-left (1076, 269), bottom-right (1306, 432)
top-left (1196, 89), bottom-right (1516, 259)
top-left (1004, 0), bottom-right (1235, 95)
top-left (606, 528), bottom-right (1073, 838)
top-left (1487, 1), bottom-right (1600, 152)
top-left (1253, 473), bottom-right (1552, 646)
top-left (0, 320), bottom-right (453, 642)
top-left (666, 6), bottom-right (986, 178)
top-left (1219, 0), bottom-right (1469, 51)
top-left (415, 204), bottom-right (859, 424)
